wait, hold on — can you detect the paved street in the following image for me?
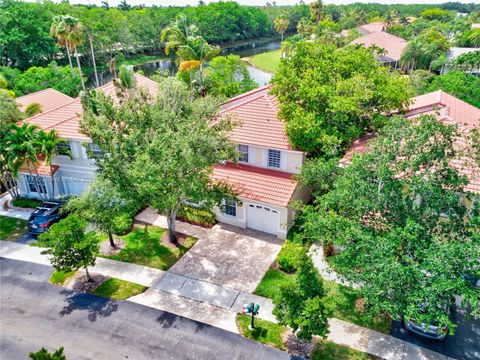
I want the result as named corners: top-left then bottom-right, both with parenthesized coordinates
top-left (0, 258), bottom-right (292, 360)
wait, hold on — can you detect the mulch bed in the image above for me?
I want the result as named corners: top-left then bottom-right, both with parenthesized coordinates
top-left (63, 272), bottom-right (109, 293)
top-left (283, 331), bottom-right (315, 359)
top-left (176, 216), bottom-right (216, 229)
top-left (99, 238), bottom-right (126, 256)
top-left (160, 230), bottom-right (192, 249)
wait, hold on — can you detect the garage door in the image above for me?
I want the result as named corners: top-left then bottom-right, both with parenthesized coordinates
top-left (246, 204), bottom-right (279, 235)
top-left (62, 177), bottom-right (89, 196)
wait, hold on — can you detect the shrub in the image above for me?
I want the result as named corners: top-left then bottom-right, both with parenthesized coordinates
top-left (177, 205), bottom-right (216, 227)
top-left (24, 102), bottom-right (42, 117)
top-left (277, 240), bottom-right (305, 273)
top-left (11, 196), bottom-right (42, 209)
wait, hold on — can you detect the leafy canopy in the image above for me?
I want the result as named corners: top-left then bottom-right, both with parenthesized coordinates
top-left (300, 115), bottom-right (480, 332)
top-left (271, 41), bottom-right (413, 157)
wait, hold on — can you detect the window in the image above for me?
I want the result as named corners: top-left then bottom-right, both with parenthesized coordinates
top-left (25, 175), bottom-right (47, 194)
top-left (238, 145), bottom-right (249, 163)
top-left (87, 143), bottom-right (104, 158)
top-left (223, 199), bottom-right (237, 217)
top-left (267, 149), bottom-right (281, 168)
top-left (56, 141), bottom-right (71, 156)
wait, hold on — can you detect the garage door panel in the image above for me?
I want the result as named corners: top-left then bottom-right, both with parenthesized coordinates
top-left (246, 203), bottom-right (279, 235)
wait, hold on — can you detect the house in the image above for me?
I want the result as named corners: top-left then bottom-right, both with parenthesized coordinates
top-left (212, 86), bottom-right (309, 238)
top-left (440, 47), bottom-right (480, 76)
top-left (341, 21), bottom-right (386, 37)
top-left (17, 80), bottom-right (308, 239)
top-left (17, 74), bottom-right (158, 199)
top-left (350, 32), bottom-right (408, 69)
top-left (339, 90), bottom-right (480, 198)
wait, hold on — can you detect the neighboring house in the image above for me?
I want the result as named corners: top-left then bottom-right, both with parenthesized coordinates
top-left (340, 90), bottom-right (480, 200)
top-left (440, 47), bottom-right (480, 76)
top-left (341, 21), bottom-right (386, 37)
top-left (472, 23), bottom-right (480, 30)
top-left (17, 81), bottom-right (308, 238)
top-left (17, 74), bottom-right (158, 200)
top-left (350, 32), bottom-right (408, 69)
top-left (213, 86), bottom-right (309, 238)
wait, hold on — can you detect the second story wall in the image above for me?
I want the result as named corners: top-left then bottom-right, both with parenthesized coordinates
top-left (236, 143), bottom-right (304, 174)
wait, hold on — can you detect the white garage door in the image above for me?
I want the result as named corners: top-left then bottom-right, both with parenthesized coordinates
top-left (246, 204), bottom-right (279, 235)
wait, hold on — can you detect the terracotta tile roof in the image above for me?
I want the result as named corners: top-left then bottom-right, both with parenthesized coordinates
top-left (16, 88), bottom-right (74, 113)
top-left (22, 74), bottom-right (158, 141)
top-left (339, 91), bottom-right (480, 194)
top-left (19, 160), bottom-right (59, 176)
top-left (351, 32), bottom-right (407, 62)
top-left (220, 85), bottom-right (292, 150)
top-left (212, 162), bottom-right (298, 207)
top-left (358, 21), bottom-right (385, 35)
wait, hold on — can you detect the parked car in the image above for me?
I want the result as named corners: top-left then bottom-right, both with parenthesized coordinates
top-left (28, 200), bottom-right (68, 235)
top-left (403, 304), bottom-right (451, 341)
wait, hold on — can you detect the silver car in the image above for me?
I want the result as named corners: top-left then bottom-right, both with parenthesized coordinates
top-left (403, 317), bottom-right (449, 340)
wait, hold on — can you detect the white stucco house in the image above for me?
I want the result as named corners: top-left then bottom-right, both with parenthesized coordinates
top-left (15, 78), bottom-right (309, 239)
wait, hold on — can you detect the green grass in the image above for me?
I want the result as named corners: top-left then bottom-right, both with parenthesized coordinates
top-left (101, 225), bottom-right (197, 270)
top-left (237, 314), bottom-right (287, 350)
top-left (11, 197), bottom-right (42, 209)
top-left (49, 270), bottom-right (76, 285)
top-left (92, 278), bottom-right (147, 300)
top-left (254, 266), bottom-right (391, 334)
top-left (0, 216), bottom-right (28, 241)
top-left (312, 340), bottom-right (380, 360)
top-left (247, 49), bottom-right (282, 73)
top-left (254, 266), bottom-right (295, 299)
top-left (323, 280), bottom-right (392, 334)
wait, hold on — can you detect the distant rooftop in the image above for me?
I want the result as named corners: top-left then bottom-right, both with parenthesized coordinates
top-left (16, 88), bottom-right (74, 114)
top-left (351, 32), bottom-right (408, 62)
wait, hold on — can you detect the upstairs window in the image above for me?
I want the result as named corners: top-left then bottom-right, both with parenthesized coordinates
top-left (56, 141), bottom-right (71, 156)
top-left (238, 145), bottom-right (249, 163)
top-left (267, 149), bottom-right (281, 168)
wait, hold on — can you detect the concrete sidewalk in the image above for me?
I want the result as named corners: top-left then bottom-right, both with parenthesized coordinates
top-left (0, 193), bottom-right (31, 220)
top-left (0, 241), bottom-right (454, 360)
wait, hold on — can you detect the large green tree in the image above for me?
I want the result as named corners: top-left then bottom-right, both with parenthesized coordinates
top-left (271, 41), bottom-right (413, 156)
top-left (300, 115), bottom-right (480, 332)
top-left (425, 71), bottom-right (480, 108)
top-left (80, 77), bottom-right (237, 242)
top-left (203, 55), bottom-right (257, 98)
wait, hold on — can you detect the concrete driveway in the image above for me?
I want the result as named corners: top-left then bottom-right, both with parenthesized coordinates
top-left (169, 223), bottom-right (283, 293)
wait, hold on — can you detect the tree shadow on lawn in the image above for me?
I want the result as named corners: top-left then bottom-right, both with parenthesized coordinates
top-left (59, 289), bottom-right (118, 322)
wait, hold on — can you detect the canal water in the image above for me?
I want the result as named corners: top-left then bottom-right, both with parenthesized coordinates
top-left (89, 38), bottom-right (280, 88)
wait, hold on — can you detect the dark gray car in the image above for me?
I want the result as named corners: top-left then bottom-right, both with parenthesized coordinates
top-left (28, 200), bottom-right (68, 235)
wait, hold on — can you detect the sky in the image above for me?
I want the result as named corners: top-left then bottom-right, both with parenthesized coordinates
top-left (34, 0), bottom-right (480, 7)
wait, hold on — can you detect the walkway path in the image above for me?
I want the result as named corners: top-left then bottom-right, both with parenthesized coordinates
top-left (0, 193), bottom-right (31, 220)
top-left (0, 241), bottom-right (453, 359)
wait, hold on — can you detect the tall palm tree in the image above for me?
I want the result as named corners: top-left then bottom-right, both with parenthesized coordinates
top-left (297, 17), bottom-right (314, 38)
top-left (50, 16), bottom-right (74, 76)
top-left (50, 15), bottom-right (86, 91)
top-left (101, 0), bottom-right (109, 10)
top-left (400, 37), bottom-right (424, 70)
top-left (37, 130), bottom-right (69, 198)
top-left (274, 16), bottom-right (290, 42)
top-left (309, 0), bottom-right (324, 25)
top-left (118, 0), bottom-right (131, 10)
top-left (161, 15), bottom-right (198, 56)
top-left (399, 16), bottom-right (410, 26)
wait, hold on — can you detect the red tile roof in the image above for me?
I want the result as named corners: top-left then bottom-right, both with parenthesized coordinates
top-left (19, 160), bottom-right (59, 176)
top-left (212, 162), bottom-right (298, 207)
top-left (22, 74), bottom-right (158, 141)
top-left (220, 85), bottom-right (292, 150)
top-left (358, 22), bottom-right (386, 35)
top-left (16, 88), bottom-right (74, 113)
top-left (339, 91), bottom-right (480, 194)
top-left (351, 32), bottom-right (407, 62)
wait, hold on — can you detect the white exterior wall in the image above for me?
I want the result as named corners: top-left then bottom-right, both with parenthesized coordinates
top-left (19, 140), bottom-right (96, 199)
top-left (237, 144), bottom-right (304, 174)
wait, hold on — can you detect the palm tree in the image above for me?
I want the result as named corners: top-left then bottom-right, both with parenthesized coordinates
top-left (399, 16), bottom-right (410, 26)
top-left (400, 37), bottom-right (424, 70)
top-left (468, 29), bottom-right (480, 48)
top-left (274, 16), bottom-right (290, 42)
top-left (50, 15), bottom-right (86, 91)
top-left (50, 16), bottom-right (74, 76)
top-left (101, 0), bottom-right (109, 10)
top-left (37, 130), bottom-right (69, 198)
top-left (161, 15), bottom-right (198, 56)
top-left (297, 17), bottom-right (314, 38)
top-left (309, 0), bottom-right (324, 25)
top-left (87, 31), bottom-right (99, 88)
top-left (118, 0), bottom-right (131, 10)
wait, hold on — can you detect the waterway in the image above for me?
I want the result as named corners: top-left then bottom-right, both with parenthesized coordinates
top-left (88, 38), bottom-right (281, 88)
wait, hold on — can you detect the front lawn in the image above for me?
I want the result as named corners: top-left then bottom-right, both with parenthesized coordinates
top-left (248, 49), bottom-right (281, 73)
top-left (92, 278), bottom-right (147, 300)
top-left (0, 216), bottom-right (28, 241)
top-left (254, 265), bottom-right (391, 334)
top-left (50, 270), bottom-right (76, 285)
top-left (254, 266), bottom-right (295, 299)
top-left (312, 341), bottom-right (380, 360)
top-left (101, 225), bottom-right (197, 270)
top-left (236, 314), bottom-right (287, 350)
